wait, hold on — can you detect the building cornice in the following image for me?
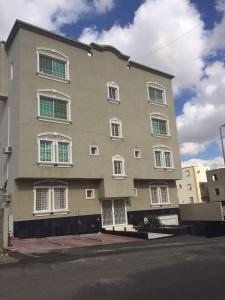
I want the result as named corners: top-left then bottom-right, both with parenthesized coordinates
top-left (5, 20), bottom-right (174, 80)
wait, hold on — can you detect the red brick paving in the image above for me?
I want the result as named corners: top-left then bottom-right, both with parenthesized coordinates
top-left (9, 233), bottom-right (143, 254)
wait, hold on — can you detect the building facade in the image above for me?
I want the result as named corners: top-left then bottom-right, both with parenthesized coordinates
top-left (177, 166), bottom-right (208, 204)
top-left (0, 20), bottom-right (181, 238)
top-left (206, 169), bottom-right (225, 204)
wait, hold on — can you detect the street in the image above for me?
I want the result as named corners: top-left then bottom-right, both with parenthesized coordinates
top-left (1, 235), bottom-right (225, 300)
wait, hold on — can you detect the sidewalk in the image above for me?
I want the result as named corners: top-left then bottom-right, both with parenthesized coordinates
top-left (0, 247), bottom-right (18, 264)
top-left (9, 233), bottom-right (143, 255)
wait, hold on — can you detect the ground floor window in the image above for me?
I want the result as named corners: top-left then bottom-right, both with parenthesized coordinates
top-left (34, 183), bottom-right (68, 214)
top-left (150, 185), bottom-right (170, 206)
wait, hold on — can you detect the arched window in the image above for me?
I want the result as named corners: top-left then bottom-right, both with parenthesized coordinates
top-left (147, 82), bottom-right (166, 105)
top-left (107, 82), bottom-right (120, 103)
top-left (150, 112), bottom-right (170, 137)
top-left (37, 89), bottom-right (71, 123)
top-left (112, 155), bottom-right (125, 178)
top-left (109, 118), bottom-right (123, 140)
top-left (153, 145), bottom-right (174, 169)
top-left (149, 181), bottom-right (170, 206)
top-left (37, 47), bottom-right (70, 81)
top-left (33, 180), bottom-right (68, 215)
top-left (37, 132), bottom-right (72, 166)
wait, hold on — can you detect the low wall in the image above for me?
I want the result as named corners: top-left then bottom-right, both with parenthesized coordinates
top-left (180, 202), bottom-right (224, 221)
top-left (0, 209), bottom-right (3, 246)
top-left (0, 207), bottom-right (8, 248)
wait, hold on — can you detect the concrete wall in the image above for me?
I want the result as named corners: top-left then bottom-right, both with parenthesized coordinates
top-left (206, 169), bottom-right (225, 202)
top-left (13, 179), bottom-right (178, 221)
top-left (0, 22), bottom-right (182, 230)
top-left (0, 208), bottom-right (9, 248)
top-left (180, 202), bottom-right (224, 221)
top-left (13, 28), bottom-right (181, 185)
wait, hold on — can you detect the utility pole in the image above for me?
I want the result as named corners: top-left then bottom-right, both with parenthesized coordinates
top-left (220, 124), bottom-right (225, 166)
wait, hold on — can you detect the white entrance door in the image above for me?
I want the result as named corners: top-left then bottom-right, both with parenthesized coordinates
top-left (101, 199), bottom-right (127, 227)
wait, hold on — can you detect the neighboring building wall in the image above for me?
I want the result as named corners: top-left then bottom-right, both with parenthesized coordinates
top-left (180, 202), bottom-right (224, 221)
top-left (177, 166), bottom-right (208, 204)
top-left (206, 169), bottom-right (225, 203)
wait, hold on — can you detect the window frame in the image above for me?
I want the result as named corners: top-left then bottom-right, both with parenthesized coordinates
top-left (107, 82), bottom-right (120, 103)
top-left (55, 140), bottom-right (72, 165)
top-left (89, 145), bottom-right (99, 156)
top-left (33, 182), bottom-right (68, 215)
top-left (153, 146), bottom-right (174, 170)
top-left (110, 118), bottom-right (123, 140)
top-left (134, 149), bottom-right (142, 159)
top-left (38, 138), bottom-right (55, 164)
top-left (112, 155), bottom-right (126, 179)
top-left (133, 188), bottom-right (138, 197)
top-left (149, 185), bottom-right (170, 206)
top-left (36, 48), bottom-right (70, 82)
top-left (147, 82), bottom-right (167, 106)
top-left (37, 90), bottom-right (71, 124)
top-left (150, 113), bottom-right (170, 137)
top-left (37, 133), bottom-right (72, 167)
top-left (85, 189), bottom-right (95, 199)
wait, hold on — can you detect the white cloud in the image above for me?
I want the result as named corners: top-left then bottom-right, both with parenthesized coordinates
top-left (180, 142), bottom-right (207, 156)
top-left (177, 61), bottom-right (225, 155)
top-left (182, 156), bottom-right (224, 170)
top-left (0, 0), bottom-right (116, 40)
top-left (79, 0), bottom-right (207, 94)
top-left (93, 0), bottom-right (115, 14)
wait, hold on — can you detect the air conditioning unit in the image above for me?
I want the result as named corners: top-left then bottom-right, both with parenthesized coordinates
top-left (3, 192), bottom-right (11, 203)
top-left (3, 146), bottom-right (12, 154)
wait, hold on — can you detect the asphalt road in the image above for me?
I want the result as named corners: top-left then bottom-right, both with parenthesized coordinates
top-left (1, 235), bottom-right (225, 300)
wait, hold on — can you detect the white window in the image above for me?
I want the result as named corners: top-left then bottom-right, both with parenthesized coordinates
top-left (134, 149), bottom-right (142, 159)
top-left (107, 82), bottom-right (120, 103)
top-left (187, 184), bottom-right (192, 191)
top-left (150, 185), bottom-right (170, 206)
top-left (110, 118), bottom-right (123, 140)
top-left (34, 181), bottom-right (68, 215)
top-left (38, 133), bottom-right (72, 166)
top-left (37, 48), bottom-right (69, 82)
top-left (147, 82), bottom-right (166, 105)
top-left (153, 146), bottom-right (174, 169)
top-left (90, 145), bottom-right (99, 156)
top-left (185, 169), bottom-right (190, 177)
top-left (150, 113), bottom-right (169, 137)
top-left (112, 155), bottom-right (125, 178)
top-left (133, 188), bottom-right (138, 197)
top-left (86, 189), bottom-right (95, 199)
top-left (10, 63), bottom-right (13, 80)
top-left (38, 90), bottom-right (71, 123)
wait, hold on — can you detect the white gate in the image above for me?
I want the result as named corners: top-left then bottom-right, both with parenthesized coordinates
top-left (101, 199), bottom-right (127, 227)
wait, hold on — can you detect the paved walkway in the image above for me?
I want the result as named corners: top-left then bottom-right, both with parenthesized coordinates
top-left (9, 233), bottom-right (143, 254)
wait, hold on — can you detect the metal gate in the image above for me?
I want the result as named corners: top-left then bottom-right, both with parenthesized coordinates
top-left (101, 199), bottom-right (127, 227)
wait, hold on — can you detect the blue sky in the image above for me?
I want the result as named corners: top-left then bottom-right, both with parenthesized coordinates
top-left (0, 0), bottom-right (225, 169)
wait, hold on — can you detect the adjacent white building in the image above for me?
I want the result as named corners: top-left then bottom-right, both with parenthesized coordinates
top-left (177, 166), bottom-right (208, 204)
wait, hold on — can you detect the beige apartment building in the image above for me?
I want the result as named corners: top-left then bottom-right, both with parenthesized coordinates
top-left (177, 166), bottom-right (208, 204)
top-left (0, 20), bottom-right (181, 238)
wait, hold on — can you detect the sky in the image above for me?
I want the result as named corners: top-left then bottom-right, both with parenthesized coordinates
top-left (0, 0), bottom-right (225, 169)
